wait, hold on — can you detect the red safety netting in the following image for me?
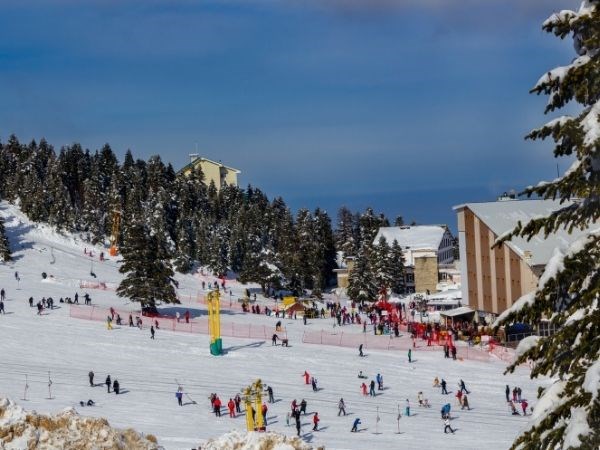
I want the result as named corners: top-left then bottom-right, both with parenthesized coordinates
top-left (69, 305), bottom-right (287, 340)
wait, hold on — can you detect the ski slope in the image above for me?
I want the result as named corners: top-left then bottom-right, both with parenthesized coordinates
top-left (0, 202), bottom-right (548, 450)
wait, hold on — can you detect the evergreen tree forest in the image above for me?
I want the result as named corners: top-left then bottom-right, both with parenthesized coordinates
top-left (0, 135), bottom-right (412, 302)
top-left (0, 136), bottom-right (344, 297)
top-left (0, 216), bottom-right (11, 262)
top-left (495, 2), bottom-right (600, 448)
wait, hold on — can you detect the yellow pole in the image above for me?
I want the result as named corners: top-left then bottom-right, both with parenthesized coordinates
top-left (254, 379), bottom-right (264, 430)
top-left (244, 387), bottom-right (254, 431)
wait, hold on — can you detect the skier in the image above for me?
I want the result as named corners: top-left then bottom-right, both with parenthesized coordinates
top-left (459, 379), bottom-right (470, 394)
top-left (311, 377), bottom-right (318, 392)
top-left (361, 382), bottom-right (368, 396)
top-left (29, 297), bottom-right (33, 307)
top-left (312, 412), bottom-right (320, 431)
top-left (113, 379), bottom-right (120, 395)
top-left (295, 410), bottom-right (302, 436)
top-left (303, 371), bottom-right (310, 384)
top-left (272, 334), bottom-right (278, 345)
top-left (338, 398), bottom-right (346, 416)
top-left (408, 348), bottom-right (412, 363)
top-left (0, 300), bottom-right (4, 314)
top-left (234, 394), bottom-right (242, 413)
top-left (441, 403), bottom-right (451, 419)
top-left (441, 379), bottom-right (448, 395)
top-left (105, 375), bottom-right (111, 393)
top-left (150, 326), bottom-right (155, 339)
top-left (300, 399), bottom-right (307, 415)
top-left (351, 418), bottom-right (361, 432)
top-left (176, 388), bottom-right (183, 406)
top-left (456, 390), bottom-right (463, 407)
top-left (129, 314), bottom-right (134, 327)
top-left (36, 301), bottom-right (43, 315)
top-left (213, 396), bottom-right (222, 416)
top-left (505, 385), bottom-right (510, 402)
top-left (75, 293), bottom-right (79, 304)
top-left (88, 371), bottom-right (94, 387)
top-left (462, 395), bottom-right (470, 410)
top-left (267, 385), bottom-right (274, 403)
top-left (359, 344), bottom-right (364, 357)
top-left (369, 380), bottom-right (376, 396)
top-left (444, 417), bottom-right (455, 434)
top-left (451, 346), bottom-right (457, 360)
top-left (291, 399), bottom-right (298, 412)
top-left (376, 373), bottom-right (383, 390)
top-left (405, 399), bottom-right (411, 417)
top-left (1, 288), bottom-right (5, 301)
top-left (228, 398), bottom-right (235, 417)
top-left (14, 271), bottom-right (19, 282)
top-left (521, 400), bottom-right (528, 416)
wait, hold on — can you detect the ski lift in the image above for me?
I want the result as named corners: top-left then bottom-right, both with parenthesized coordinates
top-left (90, 261), bottom-right (97, 278)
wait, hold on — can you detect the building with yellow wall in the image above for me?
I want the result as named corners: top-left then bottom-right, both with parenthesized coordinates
top-left (179, 154), bottom-right (240, 190)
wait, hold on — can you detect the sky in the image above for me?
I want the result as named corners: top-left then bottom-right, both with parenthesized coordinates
top-left (0, 0), bottom-right (577, 231)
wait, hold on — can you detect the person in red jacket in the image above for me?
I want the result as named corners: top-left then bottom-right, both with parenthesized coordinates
top-left (361, 382), bottom-right (368, 396)
top-left (228, 398), bottom-right (236, 418)
top-left (185, 310), bottom-right (190, 324)
top-left (303, 371), bottom-right (310, 384)
top-left (521, 400), bottom-right (529, 416)
top-left (213, 396), bottom-right (222, 417)
top-left (291, 399), bottom-right (298, 412)
top-left (261, 403), bottom-right (268, 425)
top-left (312, 412), bottom-right (320, 431)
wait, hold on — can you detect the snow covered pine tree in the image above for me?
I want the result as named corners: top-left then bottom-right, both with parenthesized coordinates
top-left (494, 2), bottom-right (600, 449)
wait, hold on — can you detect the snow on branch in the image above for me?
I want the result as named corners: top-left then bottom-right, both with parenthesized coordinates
top-left (534, 55), bottom-right (591, 91)
top-left (581, 100), bottom-right (600, 146)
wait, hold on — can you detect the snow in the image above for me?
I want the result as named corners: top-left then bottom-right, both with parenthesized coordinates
top-left (373, 226), bottom-right (447, 251)
top-left (514, 336), bottom-right (540, 360)
top-left (534, 55), bottom-right (591, 90)
top-left (493, 292), bottom-right (536, 327)
top-left (0, 202), bottom-right (545, 449)
top-left (581, 100), bottom-right (600, 146)
top-left (563, 407), bottom-right (591, 450)
top-left (583, 360), bottom-right (600, 402)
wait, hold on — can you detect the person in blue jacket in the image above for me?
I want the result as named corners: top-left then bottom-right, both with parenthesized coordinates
top-left (351, 418), bottom-right (361, 432)
top-left (176, 388), bottom-right (183, 406)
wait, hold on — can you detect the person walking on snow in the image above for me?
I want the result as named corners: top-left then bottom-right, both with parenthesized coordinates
top-left (369, 380), bottom-right (376, 396)
top-left (1, 288), bottom-right (5, 301)
top-left (267, 385), bottom-right (274, 403)
top-left (459, 379), bottom-right (470, 394)
top-left (311, 377), bottom-right (318, 392)
top-left (376, 373), bottom-right (383, 390)
top-left (505, 385), bottom-right (510, 402)
top-left (303, 371), bottom-right (310, 384)
top-left (176, 388), bottom-right (183, 406)
top-left (234, 394), bottom-right (242, 413)
top-left (405, 399), bottom-right (411, 417)
top-left (361, 382), bottom-right (368, 396)
top-left (312, 412), bottom-right (320, 431)
top-left (521, 400), bottom-right (528, 416)
top-left (462, 394), bottom-right (470, 410)
top-left (213, 396), bottom-right (222, 416)
top-left (88, 371), bottom-right (94, 387)
top-left (150, 325), bottom-right (155, 339)
top-left (261, 403), bottom-right (268, 425)
top-left (441, 379), bottom-right (448, 395)
top-left (105, 375), bottom-right (111, 393)
top-left (359, 344), bottom-right (364, 357)
top-left (351, 418), bottom-right (361, 432)
top-left (228, 398), bottom-right (235, 417)
top-left (113, 379), bottom-right (120, 395)
top-left (338, 398), bottom-right (346, 416)
top-left (456, 390), bottom-right (463, 406)
top-left (444, 418), bottom-right (455, 434)
top-left (295, 411), bottom-right (302, 436)
top-left (408, 348), bottom-right (412, 363)
top-left (300, 399), bottom-right (307, 415)
top-left (0, 300), bottom-right (5, 314)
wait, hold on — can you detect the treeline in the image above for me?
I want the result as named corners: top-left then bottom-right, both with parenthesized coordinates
top-left (0, 135), bottom-right (412, 299)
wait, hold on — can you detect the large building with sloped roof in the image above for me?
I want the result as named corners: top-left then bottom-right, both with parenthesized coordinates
top-left (453, 198), bottom-right (590, 316)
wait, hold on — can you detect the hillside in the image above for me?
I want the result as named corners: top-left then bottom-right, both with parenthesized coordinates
top-left (0, 202), bottom-right (548, 450)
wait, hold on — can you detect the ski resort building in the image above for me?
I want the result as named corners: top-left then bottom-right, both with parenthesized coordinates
top-left (373, 225), bottom-right (455, 294)
top-left (179, 154), bottom-right (241, 190)
top-left (453, 198), bottom-right (591, 317)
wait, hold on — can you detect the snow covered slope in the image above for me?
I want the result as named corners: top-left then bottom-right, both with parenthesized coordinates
top-left (0, 202), bottom-right (548, 450)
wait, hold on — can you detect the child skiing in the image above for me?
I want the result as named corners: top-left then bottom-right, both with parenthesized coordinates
top-left (351, 418), bottom-right (361, 432)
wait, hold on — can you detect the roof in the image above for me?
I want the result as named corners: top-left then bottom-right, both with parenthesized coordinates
top-left (454, 199), bottom-right (592, 266)
top-left (439, 306), bottom-right (475, 318)
top-left (373, 225), bottom-right (449, 250)
top-left (179, 156), bottom-right (241, 175)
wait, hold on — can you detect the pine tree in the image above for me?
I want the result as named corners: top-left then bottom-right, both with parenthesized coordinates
top-left (335, 206), bottom-right (358, 257)
top-left (347, 243), bottom-right (377, 302)
top-left (371, 236), bottom-right (394, 291)
top-left (117, 221), bottom-right (179, 309)
top-left (390, 239), bottom-right (406, 294)
top-left (495, 3), bottom-right (600, 449)
top-left (0, 216), bottom-right (11, 262)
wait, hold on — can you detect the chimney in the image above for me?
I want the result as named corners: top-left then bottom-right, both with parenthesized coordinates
top-left (524, 250), bottom-right (532, 264)
top-left (189, 153), bottom-right (199, 163)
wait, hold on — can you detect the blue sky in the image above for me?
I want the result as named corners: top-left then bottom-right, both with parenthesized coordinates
top-left (0, 0), bottom-right (574, 230)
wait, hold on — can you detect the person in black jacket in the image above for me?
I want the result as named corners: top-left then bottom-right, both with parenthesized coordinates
top-left (88, 371), bottom-right (94, 387)
top-left (113, 379), bottom-right (120, 395)
top-left (105, 375), bottom-right (111, 393)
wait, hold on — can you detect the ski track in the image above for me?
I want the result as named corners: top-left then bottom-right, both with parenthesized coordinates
top-left (0, 202), bottom-right (546, 450)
